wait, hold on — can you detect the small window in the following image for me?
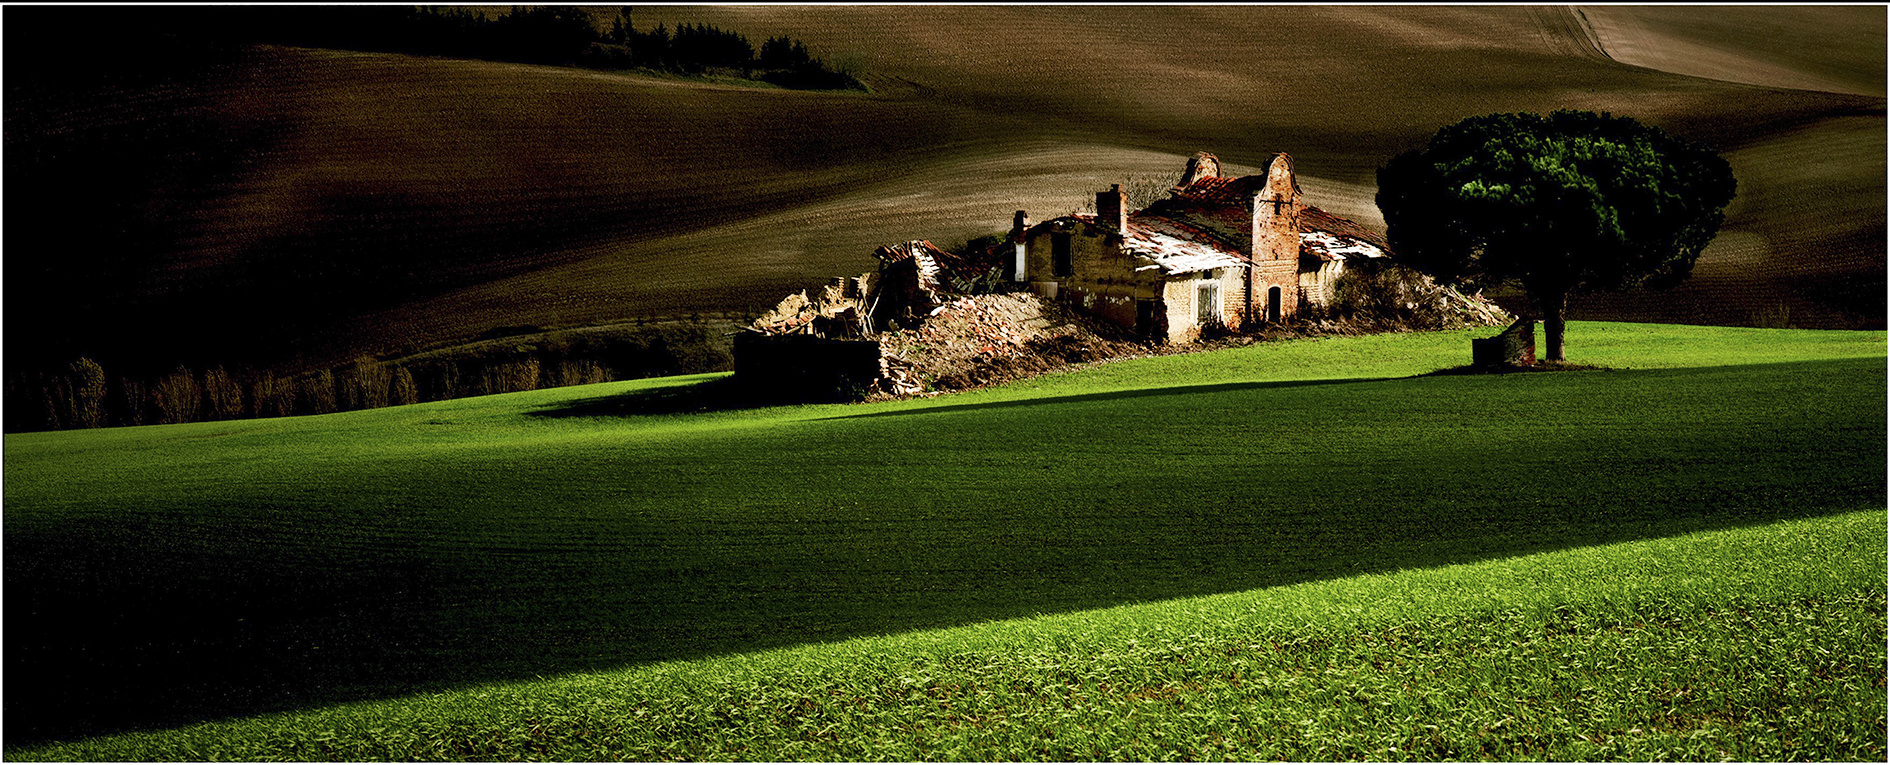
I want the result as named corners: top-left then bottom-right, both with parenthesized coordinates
top-left (1197, 282), bottom-right (1221, 325)
top-left (1052, 233), bottom-right (1073, 277)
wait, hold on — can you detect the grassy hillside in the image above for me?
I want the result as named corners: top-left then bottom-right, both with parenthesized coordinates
top-left (6, 322), bottom-right (1884, 752)
top-left (16, 510), bottom-right (1884, 761)
top-left (5, 6), bottom-right (1882, 380)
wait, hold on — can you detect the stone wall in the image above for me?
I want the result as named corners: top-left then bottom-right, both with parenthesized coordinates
top-left (1298, 258), bottom-right (1347, 310)
top-left (1024, 218), bottom-right (1176, 339)
top-left (1020, 216), bottom-right (1268, 343)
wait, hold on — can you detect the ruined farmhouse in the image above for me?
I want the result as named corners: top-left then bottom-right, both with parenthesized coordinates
top-left (1002, 151), bottom-right (1392, 343)
top-left (738, 149), bottom-right (1505, 400)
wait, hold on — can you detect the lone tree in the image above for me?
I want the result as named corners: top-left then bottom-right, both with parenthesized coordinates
top-left (1376, 110), bottom-right (1736, 360)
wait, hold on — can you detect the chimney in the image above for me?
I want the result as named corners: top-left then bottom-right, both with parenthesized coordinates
top-left (1096, 184), bottom-right (1127, 232)
top-left (1010, 210), bottom-right (1029, 282)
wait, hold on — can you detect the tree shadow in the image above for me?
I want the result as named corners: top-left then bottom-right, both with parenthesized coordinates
top-left (1419, 360), bottom-right (1611, 376)
top-left (527, 375), bottom-right (772, 418)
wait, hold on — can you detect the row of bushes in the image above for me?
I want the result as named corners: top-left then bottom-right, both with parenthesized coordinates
top-left (7, 322), bottom-right (734, 433)
top-left (171, 5), bottom-right (865, 91)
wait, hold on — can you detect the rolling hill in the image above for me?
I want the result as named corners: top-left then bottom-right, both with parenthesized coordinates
top-left (5, 322), bottom-right (1884, 752)
top-left (4, 5), bottom-right (1883, 382)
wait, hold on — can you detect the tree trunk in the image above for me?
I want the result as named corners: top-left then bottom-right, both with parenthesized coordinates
top-left (1540, 290), bottom-right (1569, 362)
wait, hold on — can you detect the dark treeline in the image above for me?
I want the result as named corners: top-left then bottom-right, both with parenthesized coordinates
top-left (5, 321), bottom-right (734, 433)
top-left (162, 5), bottom-right (865, 91)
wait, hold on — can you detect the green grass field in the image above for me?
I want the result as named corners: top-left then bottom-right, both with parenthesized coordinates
top-left (6, 322), bottom-right (1885, 759)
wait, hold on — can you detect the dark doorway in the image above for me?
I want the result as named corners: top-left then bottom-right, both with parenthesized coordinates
top-left (1135, 299), bottom-right (1158, 338)
top-left (1267, 286), bottom-right (1283, 323)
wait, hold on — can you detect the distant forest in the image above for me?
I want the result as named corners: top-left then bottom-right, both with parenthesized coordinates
top-left (181, 5), bottom-right (866, 91)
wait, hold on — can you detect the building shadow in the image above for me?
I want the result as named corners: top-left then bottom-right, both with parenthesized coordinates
top-left (820, 376), bottom-right (1403, 421)
top-left (527, 374), bottom-right (1404, 423)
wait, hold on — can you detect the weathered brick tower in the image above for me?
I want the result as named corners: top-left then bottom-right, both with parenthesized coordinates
top-left (1247, 153), bottom-right (1301, 324)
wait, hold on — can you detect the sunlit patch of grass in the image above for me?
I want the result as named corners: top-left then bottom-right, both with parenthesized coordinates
top-left (17, 510), bottom-right (1883, 762)
top-left (5, 322), bottom-right (1883, 757)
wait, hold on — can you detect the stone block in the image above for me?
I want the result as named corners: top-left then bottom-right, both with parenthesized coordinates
top-left (1472, 317), bottom-right (1536, 367)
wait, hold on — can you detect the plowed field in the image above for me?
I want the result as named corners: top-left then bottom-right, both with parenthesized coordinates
top-left (7, 6), bottom-right (1882, 375)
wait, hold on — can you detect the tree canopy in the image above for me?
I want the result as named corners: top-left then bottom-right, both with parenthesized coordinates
top-left (1376, 110), bottom-right (1736, 360)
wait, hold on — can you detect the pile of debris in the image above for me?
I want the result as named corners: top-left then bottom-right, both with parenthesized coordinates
top-left (872, 292), bottom-right (1145, 398)
top-left (739, 238), bottom-right (1151, 402)
top-left (738, 239), bottom-right (1018, 401)
top-left (1297, 263), bottom-right (1513, 335)
top-left (746, 239), bottom-right (1009, 342)
top-left (749, 272), bottom-right (881, 340)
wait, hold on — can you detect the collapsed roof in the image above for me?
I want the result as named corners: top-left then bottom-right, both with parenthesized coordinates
top-left (1046, 205), bottom-right (1390, 277)
top-left (1297, 206), bottom-right (1392, 263)
top-left (749, 240), bottom-right (1009, 340)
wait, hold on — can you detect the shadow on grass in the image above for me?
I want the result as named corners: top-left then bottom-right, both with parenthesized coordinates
top-left (521, 358), bottom-right (1830, 425)
top-left (6, 358), bottom-right (1883, 751)
top-left (526, 375), bottom-right (854, 419)
top-left (1419, 360), bottom-right (1612, 376)
top-left (11, 504), bottom-right (1875, 753)
top-left (820, 376), bottom-right (1404, 420)
top-left (524, 374), bottom-right (1405, 423)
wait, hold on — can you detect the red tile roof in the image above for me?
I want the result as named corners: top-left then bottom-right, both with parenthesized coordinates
top-left (1168, 174), bottom-right (1269, 206)
top-left (1298, 206), bottom-right (1392, 252)
top-left (1165, 154), bottom-right (1298, 207)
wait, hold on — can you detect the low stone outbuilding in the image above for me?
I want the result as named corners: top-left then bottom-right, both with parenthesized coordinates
top-left (1472, 317), bottom-right (1538, 367)
top-left (1007, 151), bottom-right (1392, 343)
top-left (736, 238), bottom-right (1007, 400)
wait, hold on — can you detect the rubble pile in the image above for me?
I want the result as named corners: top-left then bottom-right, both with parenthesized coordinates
top-left (739, 238), bottom-right (1144, 401)
top-left (1439, 286), bottom-right (1514, 326)
top-left (1299, 264), bottom-right (1513, 334)
top-left (871, 292), bottom-right (1145, 398)
top-left (751, 273), bottom-right (880, 340)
